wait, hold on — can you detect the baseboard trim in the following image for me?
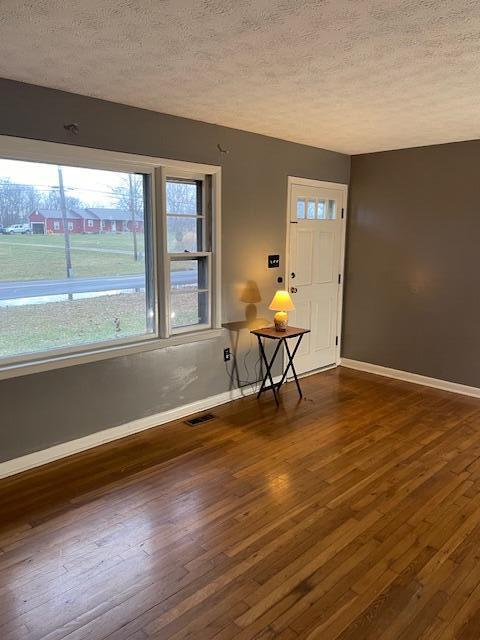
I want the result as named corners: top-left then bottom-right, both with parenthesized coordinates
top-left (297, 362), bottom-right (337, 379)
top-left (0, 376), bottom-right (280, 480)
top-left (341, 358), bottom-right (480, 399)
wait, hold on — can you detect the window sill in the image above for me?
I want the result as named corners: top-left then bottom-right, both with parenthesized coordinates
top-left (0, 328), bottom-right (225, 382)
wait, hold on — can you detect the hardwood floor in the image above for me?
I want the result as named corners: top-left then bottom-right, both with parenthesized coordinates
top-left (2, 366), bottom-right (480, 639)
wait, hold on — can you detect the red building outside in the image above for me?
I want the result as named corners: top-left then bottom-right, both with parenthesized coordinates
top-left (29, 209), bottom-right (84, 234)
top-left (29, 209), bottom-right (144, 234)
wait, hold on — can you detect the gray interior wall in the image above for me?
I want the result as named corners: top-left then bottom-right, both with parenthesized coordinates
top-left (343, 140), bottom-right (480, 387)
top-left (0, 79), bottom-right (349, 462)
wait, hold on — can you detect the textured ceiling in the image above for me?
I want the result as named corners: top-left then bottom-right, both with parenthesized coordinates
top-left (1, 0), bottom-right (480, 154)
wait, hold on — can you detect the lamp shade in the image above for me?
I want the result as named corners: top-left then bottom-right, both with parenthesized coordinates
top-left (269, 290), bottom-right (295, 311)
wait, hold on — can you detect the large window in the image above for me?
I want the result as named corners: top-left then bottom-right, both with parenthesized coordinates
top-left (0, 138), bottom-right (221, 375)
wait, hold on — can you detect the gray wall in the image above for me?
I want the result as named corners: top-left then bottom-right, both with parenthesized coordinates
top-left (343, 140), bottom-right (480, 387)
top-left (0, 79), bottom-right (349, 462)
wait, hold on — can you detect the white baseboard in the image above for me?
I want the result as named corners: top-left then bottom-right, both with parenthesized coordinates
top-left (6, 360), bottom-right (477, 481)
top-left (0, 376), bottom-right (280, 480)
top-left (341, 358), bottom-right (480, 399)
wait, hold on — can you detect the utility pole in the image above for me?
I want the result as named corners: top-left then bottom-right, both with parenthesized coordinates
top-left (128, 174), bottom-right (139, 261)
top-left (57, 166), bottom-right (74, 281)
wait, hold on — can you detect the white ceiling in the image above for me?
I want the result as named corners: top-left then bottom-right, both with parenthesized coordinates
top-left (1, 0), bottom-right (480, 154)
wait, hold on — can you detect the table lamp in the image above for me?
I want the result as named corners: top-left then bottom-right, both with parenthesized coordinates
top-left (269, 290), bottom-right (295, 331)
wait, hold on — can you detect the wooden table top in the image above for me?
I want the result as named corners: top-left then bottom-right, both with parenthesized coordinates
top-left (250, 325), bottom-right (310, 340)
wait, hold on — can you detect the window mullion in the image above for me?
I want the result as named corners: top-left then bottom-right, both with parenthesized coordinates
top-left (155, 166), bottom-right (170, 338)
top-left (143, 172), bottom-right (156, 335)
top-left (206, 253), bottom-right (212, 327)
top-left (165, 214), bottom-right (204, 219)
top-left (168, 251), bottom-right (210, 259)
top-left (210, 171), bottom-right (221, 328)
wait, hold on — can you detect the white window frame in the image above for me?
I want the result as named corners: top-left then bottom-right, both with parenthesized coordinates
top-left (0, 136), bottom-right (222, 381)
top-left (162, 171), bottom-right (213, 334)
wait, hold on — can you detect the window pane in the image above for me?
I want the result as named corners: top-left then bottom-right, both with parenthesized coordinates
top-left (170, 260), bottom-right (199, 291)
top-left (167, 216), bottom-right (201, 252)
top-left (170, 257), bottom-right (208, 330)
top-left (317, 199), bottom-right (326, 219)
top-left (166, 180), bottom-right (199, 215)
top-left (307, 199), bottom-right (315, 219)
top-left (327, 199), bottom-right (337, 219)
top-left (0, 158), bottom-right (153, 361)
top-left (296, 198), bottom-right (305, 219)
top-left (171, 291), bottom-right (208, 328)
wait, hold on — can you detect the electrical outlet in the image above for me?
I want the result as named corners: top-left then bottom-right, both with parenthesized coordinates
top-left (223, 347), bottom-right (231, 362)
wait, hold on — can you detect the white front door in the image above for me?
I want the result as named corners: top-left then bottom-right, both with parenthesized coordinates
top-left (287, 179), bottom-right (346, 374)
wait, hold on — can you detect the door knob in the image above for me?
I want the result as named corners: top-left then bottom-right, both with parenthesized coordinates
top-left (291, 272), bottom-right (296, 279)
top-left (290, 287), bottom-right (298, 293)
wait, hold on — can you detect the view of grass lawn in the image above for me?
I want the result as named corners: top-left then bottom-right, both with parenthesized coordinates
top-left (0, 234), bottom-right (145, 280)
top-left (0, 291), bottom-right (200, 359)
top-left (0, 233), bottom-right (194, 281)
top-left (0, 293), bottom-right (147, 358)
top-left (0, 231), bottom-right (201, 360)
top-left (1, 231), bottom-right (146, 252)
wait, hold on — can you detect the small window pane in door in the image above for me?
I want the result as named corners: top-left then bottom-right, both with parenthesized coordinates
top-left (307, 199), bottom-right (316, 219)
top-left (296, 198), bottom-right (306, 219)
top-left (317, 199), bottom-right (326, 219)
top-left (326, 200), bottom-right (336, 220)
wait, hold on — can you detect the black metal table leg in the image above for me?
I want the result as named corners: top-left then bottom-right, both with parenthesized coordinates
top-left (276, 334), bottom-right (305, 398)
top-left (283, 336), bottom-right (304, 397)
top-left (256, 335), bottom-right (282, 406)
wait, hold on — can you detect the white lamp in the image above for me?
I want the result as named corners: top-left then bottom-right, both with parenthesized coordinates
top-left (269, 290), bottom-right (295, 331)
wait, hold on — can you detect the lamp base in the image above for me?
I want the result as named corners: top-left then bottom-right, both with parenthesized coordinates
top-left (273, 311), bottom-right (288, 331)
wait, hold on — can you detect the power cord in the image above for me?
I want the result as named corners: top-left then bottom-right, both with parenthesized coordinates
top-left (224, 333), bottom-right (264, 396)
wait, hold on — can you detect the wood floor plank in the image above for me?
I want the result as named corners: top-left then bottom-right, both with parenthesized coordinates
top-left (2, 367), bottom-right (480, 639)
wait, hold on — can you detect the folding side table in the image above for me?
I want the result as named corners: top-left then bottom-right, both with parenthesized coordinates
top-left (250, 326), bottom-right (310, 406)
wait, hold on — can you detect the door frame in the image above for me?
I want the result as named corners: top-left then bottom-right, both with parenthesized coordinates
top-left (285, 176), bottom-right (348, 371)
